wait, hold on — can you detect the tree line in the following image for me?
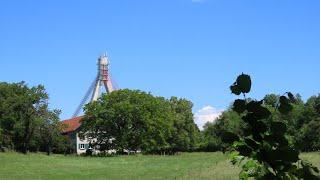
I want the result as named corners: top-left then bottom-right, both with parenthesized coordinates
top-left (217, 73), bottom-right (319, 179)
top-left (0, 80), bottom-right (319, 156)
top-left (201, 93), bottom-right (320, 153)
top-left (0, 82), bottom-right (200, 155)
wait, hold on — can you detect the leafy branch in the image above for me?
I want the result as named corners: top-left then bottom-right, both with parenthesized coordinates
top-left (226, 73), bottom-right (320, 180)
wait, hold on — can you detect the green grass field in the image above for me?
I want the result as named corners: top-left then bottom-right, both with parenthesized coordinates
top-left (0, 152), bottom-right (319, 180)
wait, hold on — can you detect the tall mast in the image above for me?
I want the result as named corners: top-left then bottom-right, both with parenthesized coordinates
top-left (72, 54), bottom-right (116, 118)
top-left (91, 54), bottom-right (114, 102)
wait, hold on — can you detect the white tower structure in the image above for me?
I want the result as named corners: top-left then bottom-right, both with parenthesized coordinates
top-left (91, 54), bottom-right (114, 101)
top-left (72, 54), bottom-right (117, 118)
top-left (62, 54), bottom-right (118, 155)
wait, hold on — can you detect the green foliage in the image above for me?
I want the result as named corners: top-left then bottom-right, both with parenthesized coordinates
top-left (80, 89), bottom-right (199, 154)
top-left (0, 82), bottom-right (68, 154)
top-left (227, 74), bottom-right (320, 179)
top-left (264, 94), bottom-right (279, 107)
top-left (295, 95), bottom-right (320, 151)
top-left (203, 92), bottom-right (320, 155)
top-left (169, 97), bottom-right (200, 152)
top-left (202, 110), bottom-right (243, 152)
top-left (38, 109), bottom-right (72, 155)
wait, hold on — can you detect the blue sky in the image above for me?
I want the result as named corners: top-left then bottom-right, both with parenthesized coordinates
top-left (1, 0), bottom-right (320, 127)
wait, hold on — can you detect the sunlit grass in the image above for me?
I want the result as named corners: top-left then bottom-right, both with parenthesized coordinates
top-left (0, 152), bottom-right (319, 180)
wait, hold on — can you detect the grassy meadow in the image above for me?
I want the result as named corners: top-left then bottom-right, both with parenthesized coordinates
top-left (0, 152), bottom-right (319, 180)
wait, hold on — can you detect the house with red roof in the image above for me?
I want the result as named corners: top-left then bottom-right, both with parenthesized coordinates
top-left (61, 116), bottom-right (91, 154)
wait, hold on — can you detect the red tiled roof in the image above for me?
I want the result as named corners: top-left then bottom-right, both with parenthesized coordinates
top-left (61, 116), bottom-right (84, 134)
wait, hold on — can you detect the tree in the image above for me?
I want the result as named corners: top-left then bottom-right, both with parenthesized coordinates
top-left (80, 89), bottom-right (200, 154)
top-left (227, 74), bottom-right (319, 179)
top-left (0, 82), bottom-right (46, 153)
top-left (263, 94), bottom-right (279, 108)
top-left (168, 97), bottom-right (199, 152)
top-left (0, 82), bottom-right (68, 154)
top-left (202, 109), bottom-right (243, 152)
top-left (80, 89), bottom-right (175, 154)
top-left (295, 95), bottom-right (320, 152)
top-left (38, 109), bottom-right (68, 155)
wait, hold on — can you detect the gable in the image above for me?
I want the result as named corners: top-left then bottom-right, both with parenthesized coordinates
top-left (61, 116), bottom-right (83, 134)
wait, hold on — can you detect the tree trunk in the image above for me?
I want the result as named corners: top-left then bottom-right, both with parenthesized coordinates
top-left (47, 145), bottom-right (51, 156)
top-left (22, 112), bottom-right (36, 154)
top-left (22, 113), bottom-right (31, 154)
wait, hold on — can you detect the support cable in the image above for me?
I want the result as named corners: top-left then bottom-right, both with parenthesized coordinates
top-left (72, 76), bottom-right (98, 118)
top-left (109, 71), bottom-right (119, 90)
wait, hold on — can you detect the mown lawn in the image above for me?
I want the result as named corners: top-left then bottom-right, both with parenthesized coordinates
top-left (0, 152), bottom-right (319, 180)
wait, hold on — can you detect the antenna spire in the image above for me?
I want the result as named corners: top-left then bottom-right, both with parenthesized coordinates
top-left (72, 54), bottom-right (117, 118)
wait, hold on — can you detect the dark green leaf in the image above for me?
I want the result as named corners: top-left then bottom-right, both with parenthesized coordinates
top-left (277, 136), bottom-right (289, 148)
top-left (244, 138), bottom-right (259, 149)
top-left (278, 95), bottom-right (293, 114)
top-left (280, 96), bottom-right (289, 105)
top-left (278, 104), bottom-right (293, 115)
top-left (271, 121), bottom-right (287, 136)
top-left (253, 120), bottom-right (268, 133)
top-left (288, 92), bottom-right (296, 103)
top-left (237, 144), bottom-right (253, 156)
top-left (230, 84), bottom-right (241, 95)
top-left (252, 132), bottom-right (263, 142)
top-left (282, 148), bottom-right (299, 162)
top-left (233, 99), bottom-right (246, 113)
top-left (221, 131), bottom-right (239, 143)
top-left (236, 74), bottom-right (252, 93)
top-left (246, 101), bottom-right (263, 112)
top-left (264, 134), bottom-right (276, 145)
top-left (255, 106), bottom-right (271, 119)
top-left (242, 113), bottom-right (257, 124)
top-left (246, 100), bottom-right (271, 119)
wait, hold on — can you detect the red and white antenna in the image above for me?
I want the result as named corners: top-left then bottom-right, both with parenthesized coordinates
top-left (91, 54), bottom-right (114, 101)
top-left (72, 54), bottom-right (118, 118)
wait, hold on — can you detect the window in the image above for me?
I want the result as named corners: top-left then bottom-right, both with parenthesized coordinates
top-left (88, 144), bottom-right (93, 149)
top-left (79, 144), bottom-right (85, 150)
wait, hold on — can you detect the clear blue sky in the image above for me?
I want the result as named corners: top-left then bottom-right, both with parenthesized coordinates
top-left (1, 0), bottom-right (320, 121)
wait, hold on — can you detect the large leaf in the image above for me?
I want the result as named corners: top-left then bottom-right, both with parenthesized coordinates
top-left (255, 107), bottom-right (271, 119)
top-left (278, 104), bottom-right (293, 115)
top-left (246, 101), bottom-right (263, 112)
top-left (280, 96), bottom-right (289, 105)
top-left (271, 121), bottom-right (287, 136)
top-left (221, 131), bottom-right (239, 143)
top-left (278, 96), bottom-right (293, 114)
top-left (237, 144), bottom-right (253, 156)
top-left (230, 84), bottom-right (241, 95)
top-left (287, 92), bottom-right (296, 103)
top-left (252, 120), bottom-right (268, 133)
top-left (233, 99), bottom-right (246, 113)
top-left (242, 113), bottom-right (257, 124)
top-left (281, 148), bottom-right (299, 163)
top-left (236, 74), bottom-right (252, 93)
top-left (244, 137), bottom-right (259, 149)
top-left (246, 101), bottom-right (271, 119)
top-left (252, 132), bottom-right (263, 142)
